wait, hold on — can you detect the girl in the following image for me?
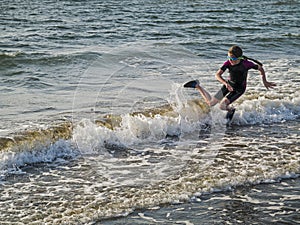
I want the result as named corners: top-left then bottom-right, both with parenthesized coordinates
top-left (184, 45), bottom-right (276, 121)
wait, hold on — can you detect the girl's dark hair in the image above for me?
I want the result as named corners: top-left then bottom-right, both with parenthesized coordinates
top-left (243, 55), bottom-right (263, 66)
top-left (229, 45), bottom-right (263, 66)
top-left (229, 45), bottom-right (243, 58)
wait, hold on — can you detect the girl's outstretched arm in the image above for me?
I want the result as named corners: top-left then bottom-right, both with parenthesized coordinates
top-left (258, 65), bottom-right (276, 89)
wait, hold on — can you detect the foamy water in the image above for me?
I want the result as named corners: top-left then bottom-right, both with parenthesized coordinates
top-left (0, 0), bottom-right (299, 224)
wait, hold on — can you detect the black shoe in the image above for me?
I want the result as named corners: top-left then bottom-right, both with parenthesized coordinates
top-left (226, 108), bottom-right (236, 121)
top-left (183, 80), bottom-right (199, 88)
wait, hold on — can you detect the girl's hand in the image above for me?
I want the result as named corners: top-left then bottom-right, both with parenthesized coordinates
top-left (258, 66), bottom-right (276, 90)
top-left (263, 80), bottom-right (276, 90)
top-left (226, 82), bottom-right (234, 92)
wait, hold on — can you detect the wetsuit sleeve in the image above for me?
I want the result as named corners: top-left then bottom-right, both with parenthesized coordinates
top-left (244, 60), bottom-right (259, 70)
top-left (220, 60), bottom-right (231, 71)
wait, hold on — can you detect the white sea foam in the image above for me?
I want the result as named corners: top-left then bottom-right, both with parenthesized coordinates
top-left (235, 95), bottom-right (300, 125)
top-left (0, 140), bottom-right (77, 179)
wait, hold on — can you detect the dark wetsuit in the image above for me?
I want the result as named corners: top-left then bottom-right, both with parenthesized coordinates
top-left (214, 60), bottom-right (259, 103)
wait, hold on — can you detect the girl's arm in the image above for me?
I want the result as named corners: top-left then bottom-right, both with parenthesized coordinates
top-left (215, 69), bottom-right (234, 91)
top-left (258, 65), bottom-right (276, 89)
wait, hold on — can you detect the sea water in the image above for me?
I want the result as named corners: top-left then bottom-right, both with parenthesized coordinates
top-left (0, 0), bottom-right (299, 224)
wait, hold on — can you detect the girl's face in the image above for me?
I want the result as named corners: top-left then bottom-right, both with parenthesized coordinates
top-left (227, 53), bottom-right (240, 65)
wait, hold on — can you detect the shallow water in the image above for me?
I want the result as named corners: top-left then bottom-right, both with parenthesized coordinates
top-left (1, 118), bottom-right (299, 224)
top-left (102, 177), bottom-right (300, 225)
top-left (0, 0), bottom-right (299, 224)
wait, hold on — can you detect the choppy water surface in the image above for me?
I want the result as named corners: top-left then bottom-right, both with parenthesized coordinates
top-left (104, 177), bottom-right (300, 225)
top-left (0, 0), bottom-right (299, 224)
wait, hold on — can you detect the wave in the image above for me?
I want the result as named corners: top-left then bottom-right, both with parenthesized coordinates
top-left (0, 122), bottom-right (74, 177)
top-left (0, 99), bottom-right (205, 175)
top-left (234, 95), bottom-right (300, 125)
top-left (0, 48), bottom-right (101, 68)
top-left (0, 89), bottom-right (299, 176)
top-left (0, 51), bottom-right (23, 58)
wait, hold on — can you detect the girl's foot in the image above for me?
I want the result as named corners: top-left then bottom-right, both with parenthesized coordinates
top-left (183, 80), bottom-right (200, 88)
top-left (226, 108), bottom-right (236, 121)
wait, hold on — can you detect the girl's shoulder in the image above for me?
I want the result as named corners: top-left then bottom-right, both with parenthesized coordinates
top-left (242, 59), bottom-right (258, 69)
top-left (222, 60), bottom-right (231, 67)
top-left (220, 60), bottom-right (231, 71)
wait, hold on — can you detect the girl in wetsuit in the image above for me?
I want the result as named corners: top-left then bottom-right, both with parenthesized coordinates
top-left (184, 45), bottom-right (276, 119)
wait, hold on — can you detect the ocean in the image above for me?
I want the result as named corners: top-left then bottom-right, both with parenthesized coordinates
top-left (0, 0), bottom-right (299, 224)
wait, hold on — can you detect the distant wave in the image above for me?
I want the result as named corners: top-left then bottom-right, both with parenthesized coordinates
top-left (0, 51), bottom-right (22, 58)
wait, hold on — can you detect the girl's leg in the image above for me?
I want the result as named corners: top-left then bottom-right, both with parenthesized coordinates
top-left (220, 98), bottom-right (232, 111)
top-left (220, 89), bottom-right (245, 112)
top-left (195, 84), bottom-right (219, 106)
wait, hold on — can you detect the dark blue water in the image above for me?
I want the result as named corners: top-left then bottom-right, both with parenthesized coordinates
top-left (0, 0), bottom-right (299, 224)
